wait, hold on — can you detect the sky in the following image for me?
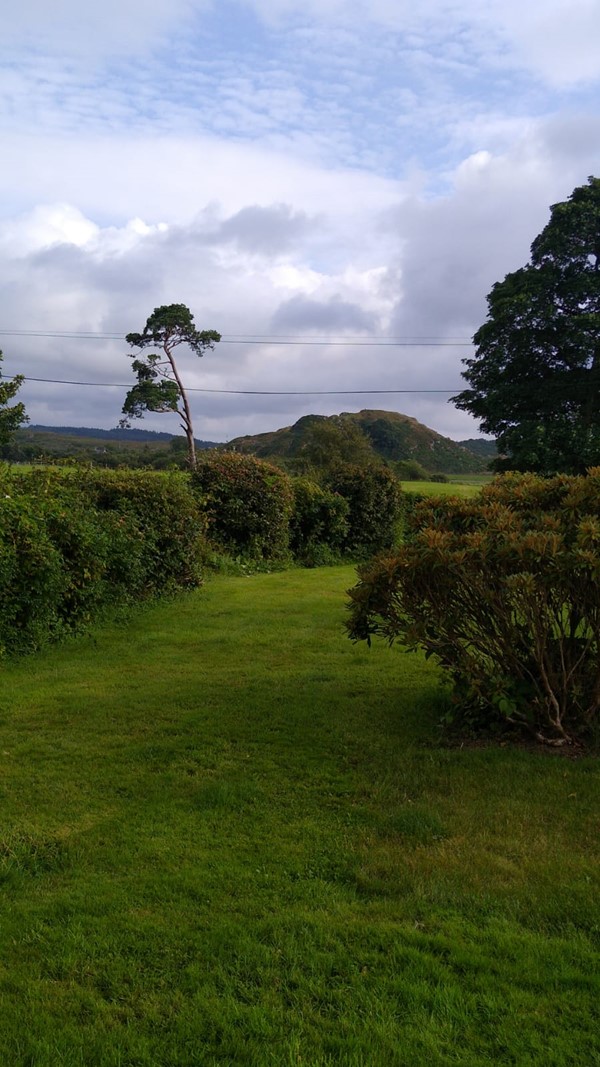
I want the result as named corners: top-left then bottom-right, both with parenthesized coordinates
top-left (1, 0), bottom-right (600, 443)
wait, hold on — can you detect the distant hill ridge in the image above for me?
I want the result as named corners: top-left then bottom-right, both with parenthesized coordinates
top-left (20, 417), bottom-right (495, 472)
top-left (227, 410), bottom-right (494, 474)
top-left (456, 437), bottom-right (498, 459)
top-left (25, 425), bottom-right (219, 447)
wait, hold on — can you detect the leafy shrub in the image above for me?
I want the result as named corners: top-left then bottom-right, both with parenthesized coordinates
top-left (289, 478), bottom-right (349, 565)
top-left (325, 463), bottom-right (402, 556)
top-left (67, 468), bottom-right (207, 592)
top-left (0, 467), bottom-right (206, 656)
top-left (0, 484), bottom-right (66, 654)
top-left (346, 470), bottom-right (600, 745)
top-left (393, 459), bottom-right (430, 481)
top-left (396, 491), bottom-right (430, 538)
top-left (191, 452), bottom-right (293, 560)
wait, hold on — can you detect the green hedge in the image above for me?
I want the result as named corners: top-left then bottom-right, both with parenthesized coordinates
top-left (289, 478), bottom-right (349, 565)
top-left (0, 468), bottom-right (206, 656)
top-left (347, 470), bottom-right (600, 745)
top-left (69, 468), bottom-right (206, 592)
top-left (324, 464), bottom-right (403, 556)
top-left (192, 452), bottom-right (293, 560)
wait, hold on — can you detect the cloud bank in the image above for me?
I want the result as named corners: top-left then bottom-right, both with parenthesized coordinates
top-left (1, 0), bottom-right (599, 442)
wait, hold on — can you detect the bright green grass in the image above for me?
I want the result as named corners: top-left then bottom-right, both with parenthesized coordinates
top-left (400, 479), bottom-right (486, 498)
top-left (1, 566), bottom-right (598, 1066)
top-left (446, 474), bottom-right (494, 486)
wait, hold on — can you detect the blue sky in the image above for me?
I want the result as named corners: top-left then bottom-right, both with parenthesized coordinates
top-left (1, 0), bottom-right (600, 441)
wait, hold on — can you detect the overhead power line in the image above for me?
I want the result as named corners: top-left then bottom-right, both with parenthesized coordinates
top-left (9, 375), bottom-right (460, 395)
top-left (0, 328), bottom-right (473, 347)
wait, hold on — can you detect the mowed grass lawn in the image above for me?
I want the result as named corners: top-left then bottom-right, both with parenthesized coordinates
top-left (1, 566), bottom-right (599, 1066)
top-left (400, 478), bottom-right (491, 498)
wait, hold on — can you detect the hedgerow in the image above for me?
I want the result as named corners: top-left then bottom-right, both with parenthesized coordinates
top-left (191, 452), bottom-right (293, 560)
top-left (324, 463), bottom-right (403, 556)
top-left (347, 470), bottom-right (600, 745)
top-left (0, 467), bottom-right (206, 656)
top-left (288, 478), bottom-right (349, 566)
top-left (0, 486), bottom-right (65, 654)
top-left (69, 468), bottom-right (206, 592)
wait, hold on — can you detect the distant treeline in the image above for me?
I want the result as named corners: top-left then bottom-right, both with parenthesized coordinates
top-left (1, 426), bottom-right (219, 469)
top-left (2, 414), bottom-right (496, 476)
top-left (25, 425), bottom-right (220, 446)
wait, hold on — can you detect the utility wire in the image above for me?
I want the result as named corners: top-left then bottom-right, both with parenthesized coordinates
top-left (8, 375), bottom-right (460, 395)
top-left (0, 329), bottom-right (473, 347)
top-left (2, 327), bottom-right (467, 393)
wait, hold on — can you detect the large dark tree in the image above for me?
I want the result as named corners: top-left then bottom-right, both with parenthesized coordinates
top-left (453, 176), bottom-right (600, 474)
top-left (121, 304), bottom-right (220, 468)
top-left (0, 350), bottom-right (27, 447)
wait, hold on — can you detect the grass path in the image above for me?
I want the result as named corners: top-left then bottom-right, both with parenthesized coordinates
top-left (1, 566), bottom-right (599, 1065)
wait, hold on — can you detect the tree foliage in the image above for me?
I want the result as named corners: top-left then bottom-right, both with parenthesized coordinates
top-left (191, 452), bottom-right (293, 561)
top-left (324, 463), bottom-right (402, 555)
top-left (347, 471), bottom-right (600, 745)
top-left (0, 468), bottom-right (207, 656)
top-left (288, 478), bottom-right (349, 565)
top-left (121, 304), bottom-right (220, 468)
top-left (297, 417), bottom-right (377, 472)
top-left (0, 351), bottom-right (27, 446)
top-left (454, 177), bottom-right (600, 474)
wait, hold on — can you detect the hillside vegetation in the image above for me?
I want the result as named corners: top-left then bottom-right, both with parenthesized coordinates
top-left (228, 409), bottom-right (491, 475)
top-left (3, 426), bottom-right (218, 467)
top-left (3, 413), bottom-right (494, 476)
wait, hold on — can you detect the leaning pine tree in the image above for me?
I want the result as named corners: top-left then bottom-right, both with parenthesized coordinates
top-left (120, 304), bottom-right (220, 468)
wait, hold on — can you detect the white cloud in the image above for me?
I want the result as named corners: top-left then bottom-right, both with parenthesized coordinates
top-left (494, 0), bottom-right (600, 87)
top-left (0, 132), bottom-right (402, 227)
top-left (0, 204), bottom-right (99, 256)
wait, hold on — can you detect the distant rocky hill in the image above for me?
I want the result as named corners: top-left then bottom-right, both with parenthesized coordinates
top-left (457, 437), bottom-right (497, 460)
top-left (226, 410), bottom-right (492, 474)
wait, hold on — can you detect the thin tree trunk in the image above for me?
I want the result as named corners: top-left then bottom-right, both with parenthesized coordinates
top-left (165, 343), bottom-right (197, 468)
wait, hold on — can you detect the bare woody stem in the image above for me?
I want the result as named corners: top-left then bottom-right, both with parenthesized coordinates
top-left (164, 339), bottom-right (196, 468)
